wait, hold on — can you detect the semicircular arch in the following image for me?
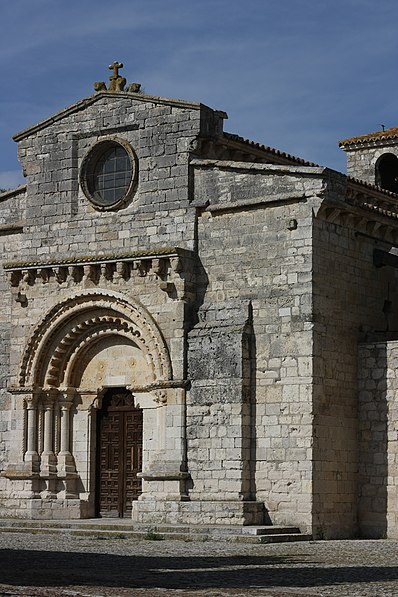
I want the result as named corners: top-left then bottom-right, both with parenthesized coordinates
top-left (19, 289), bottom-right (172, 388)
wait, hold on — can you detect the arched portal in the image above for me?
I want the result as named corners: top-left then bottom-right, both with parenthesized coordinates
top-left (19, 289), bottom-right (172, 389)
top-left (14, 290), bottom-right (182, 519)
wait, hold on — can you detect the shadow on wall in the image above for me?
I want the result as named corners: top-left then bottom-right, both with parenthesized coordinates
top-left (358, 340), bottom-right (388, 538)
top-left (242, 301), bottom-right (259, 504)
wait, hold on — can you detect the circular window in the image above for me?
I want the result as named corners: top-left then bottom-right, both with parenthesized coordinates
top-left (80, 139), bottom-right (138, 210)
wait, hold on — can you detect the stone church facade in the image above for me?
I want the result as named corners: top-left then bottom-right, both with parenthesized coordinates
top-left (1, 64), bottom-right (398, 539)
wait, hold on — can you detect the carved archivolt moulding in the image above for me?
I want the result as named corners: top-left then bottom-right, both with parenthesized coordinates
top-left (18, 289), bottom-right (173, 389)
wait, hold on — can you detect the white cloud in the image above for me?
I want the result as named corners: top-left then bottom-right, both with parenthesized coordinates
top-left (0, 171), bottom-right (25, 191)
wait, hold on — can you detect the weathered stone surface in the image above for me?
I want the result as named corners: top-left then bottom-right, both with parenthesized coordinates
top-left (0, 82), bottom-right (398, 537)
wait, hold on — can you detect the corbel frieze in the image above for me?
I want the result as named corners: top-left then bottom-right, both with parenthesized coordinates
top-left (318, 185), bottom-right (398, 243)
top-left (3, 248), bottom-right (196, 302)
top-left (346, 185), bottom-right (398, 220)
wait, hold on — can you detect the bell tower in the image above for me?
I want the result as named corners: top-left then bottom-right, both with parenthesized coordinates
top-left (340, 126), bottom-right (398, 193)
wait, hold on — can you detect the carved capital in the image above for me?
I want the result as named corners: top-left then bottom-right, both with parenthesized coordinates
top-left (24, 394), bottom-right (38, 409)
top-left (153, 390), bottom-right (167, 405)
top-left (58, 388), bottom-right (76, 410)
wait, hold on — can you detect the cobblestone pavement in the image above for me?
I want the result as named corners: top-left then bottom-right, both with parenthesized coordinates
top-left (0, 532), bottom-right (397, 597)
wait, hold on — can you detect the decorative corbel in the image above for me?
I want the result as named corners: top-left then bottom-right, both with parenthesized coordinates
top-left (56, 267), bottom-right (68, 284)
top-left (9, 271), bottom-right (22, 287)
top-left (39, 267), bottom-right (51, 284)
top-left (82, 264), bottom-right (97, 285)
top-left (115, 261), bottom-right (130, 281)
top-left (137, 260), bottom-right (149, 277)
top-left (70, 266), bottom-right (83, 283)
top-left (170, 256), bottom-right (183, 274)
top-left (152, 258), bottom-right (167, 278)
top-left (22, 269), bottom-right (36, 286)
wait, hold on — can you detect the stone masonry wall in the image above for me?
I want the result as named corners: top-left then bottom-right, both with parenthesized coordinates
top-left (0, 189), bottom-right (27, 490)
top-left (3, 90), bottom-right (398, 531)
top-left (358, 341), bottom-right (398, 539)
top-left (0, 94), bottom-right (222, 517)
top-left (312, 214), bottom-right (398, 538)
top-left (0, 92), bottom-right (219, 454)
top-left (8, 94), bottom-right (223, 268)
top-left (344, 142), bottom-right (398, 185)
top-left (188, 311), bottom-right (253, 503)
top-left (190, 160), bottom-right (326, 531)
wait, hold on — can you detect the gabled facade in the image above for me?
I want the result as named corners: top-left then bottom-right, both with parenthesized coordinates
top-left (1, 66), bottom-right (398, 537)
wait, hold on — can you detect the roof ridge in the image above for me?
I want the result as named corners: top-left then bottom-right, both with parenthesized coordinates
top-left (223, 132), bottom-right (319, 167)
top-left (340, 126), bottom-right (398, 147)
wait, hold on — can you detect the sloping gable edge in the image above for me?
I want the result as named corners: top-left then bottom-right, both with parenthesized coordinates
top-left (13, 91), bottom-right (208, 142)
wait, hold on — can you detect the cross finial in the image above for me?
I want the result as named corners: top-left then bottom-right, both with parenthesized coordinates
top-left (109, 61), bottom-right (123, 78)
top-left (108, 61), bottom-right (126, 92)
top-left (94, 62), bottom-right (140, 93)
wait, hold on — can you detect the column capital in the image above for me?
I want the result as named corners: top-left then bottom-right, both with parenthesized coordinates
top-left (58, 387), bottom-right (77, 409)
top-left (24, 394), bottom-right (38, 409)
top-left (42, 391), bottom-right (57, 408)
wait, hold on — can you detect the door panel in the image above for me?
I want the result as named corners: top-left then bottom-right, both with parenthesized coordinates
top-left (124, 409), bottom-right (143, 514)
top-left (96, 389), bottom-right (143, 518)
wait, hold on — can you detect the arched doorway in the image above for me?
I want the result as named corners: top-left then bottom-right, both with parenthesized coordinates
top-left (14, 290), bottom-right (178, 519)
top-left (96, 387), bottom-right (143, 518)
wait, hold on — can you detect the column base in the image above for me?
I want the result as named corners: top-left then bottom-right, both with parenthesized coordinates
top-left (23, 498), bottom-right (85, 520)
top-left (40, 452), bottom-right (57, 476)
top-left (57, 452), bottom-right (76, 475)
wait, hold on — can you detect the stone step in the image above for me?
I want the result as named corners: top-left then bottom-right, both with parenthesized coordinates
top-left (257, 533), bottom-right (313, 544)
top-left (243, 526), bottom-right (301, 536)
top-left (0, 519), bottom-right (312, 544)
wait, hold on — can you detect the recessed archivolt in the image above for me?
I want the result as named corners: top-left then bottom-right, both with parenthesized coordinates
top-left (19, 289), bottom-right (172, 388)
top-left (65, 328), bottom-right (147, 388)
top-left (47, 317), bottom-right (150, 387)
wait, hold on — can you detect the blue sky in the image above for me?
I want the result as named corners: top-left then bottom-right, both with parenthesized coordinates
top-left (1, 0), bottom-right (398, 188)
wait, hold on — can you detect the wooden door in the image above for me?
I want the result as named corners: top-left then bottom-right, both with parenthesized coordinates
top-left (96, 388), bottom-right (143, 518)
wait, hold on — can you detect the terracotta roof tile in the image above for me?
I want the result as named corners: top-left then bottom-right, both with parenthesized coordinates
top-left (223, 132), bottom-right (319, 167)
top-left (339, 126), bottom-right (398, 147)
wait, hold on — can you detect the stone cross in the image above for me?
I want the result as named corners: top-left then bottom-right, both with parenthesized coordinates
top-left (108, 61), bottom-right (126, 92)
top-left (94, 62), bottom-right (138, 93)
top-left (109, 61), bottom-right (124, 78)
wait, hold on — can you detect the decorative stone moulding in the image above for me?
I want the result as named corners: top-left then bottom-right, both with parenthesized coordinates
top-left (3, 248), bottom-right (195, 301)
top-left (318, 182), bottom-right (398, 244)
top-left (346, 184), bottom-right (398, 220)
top-left (17, 289), bottom-right (175, 389)
top-left (80, 137), bottom-right (139, 211)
